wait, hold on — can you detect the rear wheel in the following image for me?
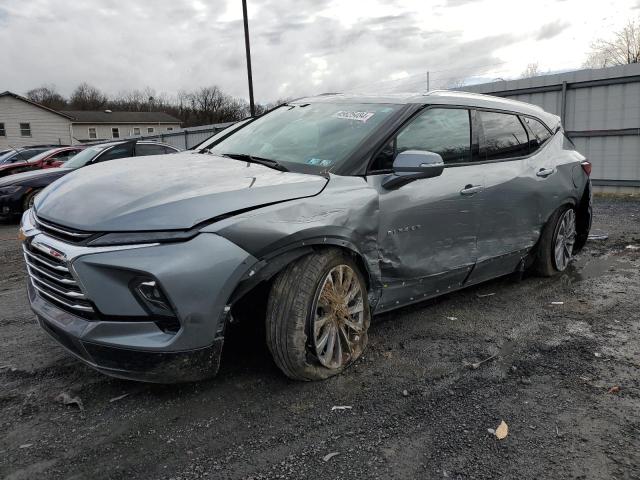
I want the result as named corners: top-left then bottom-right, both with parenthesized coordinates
top-left (265, 249), bottom-right (370, 381)
top-left (532, 206), bottom-right (577, 276)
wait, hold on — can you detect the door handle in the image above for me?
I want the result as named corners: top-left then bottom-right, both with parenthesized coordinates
top-left (460, 184), bottom-right (483, 196)
top-left (536, 168), bottom-right (555, 178)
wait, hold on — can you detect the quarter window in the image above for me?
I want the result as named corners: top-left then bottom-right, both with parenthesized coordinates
top-left (523, 117), bottom-right (552, 145)
top-left (479, 112), bottom-right (529, 160)
top-left (112, 127), bottom-right (120, 139)
top-left (0, 123), bottom-right (5, 136)
top-left (20, 123), bottom-right (31, 137)
top-left (88, 127), bottom-right (97, 139)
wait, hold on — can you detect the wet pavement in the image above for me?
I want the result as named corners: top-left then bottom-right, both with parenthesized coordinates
top-left (1, 196), bottom-right (639, 480)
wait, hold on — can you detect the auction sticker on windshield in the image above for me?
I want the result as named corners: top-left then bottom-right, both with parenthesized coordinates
top-left (334, 111), bottom-right (375, 122)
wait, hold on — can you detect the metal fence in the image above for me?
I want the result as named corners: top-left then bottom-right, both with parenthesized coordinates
top-left (128, 122), bottom-right (235, 150)
top-left (461, 63), bottom-right (640, 191)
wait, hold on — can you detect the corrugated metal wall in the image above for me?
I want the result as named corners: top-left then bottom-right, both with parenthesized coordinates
top-left (128, 122), bottom-right (235, 150)
top-left (462, 64), bottom-right (640, 190)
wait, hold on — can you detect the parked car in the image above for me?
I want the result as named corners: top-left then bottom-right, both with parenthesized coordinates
top-left (19, 91), bottom-right (592, 383)
top-left (0, 146), bottom-right (85, 178)
top-left (1, 140), bottom-right (179, 216)
top-left (0, 147), bottom-right (53, 166)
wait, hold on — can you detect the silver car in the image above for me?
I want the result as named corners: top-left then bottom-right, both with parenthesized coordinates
top-left (20, 91), bottom-right (592, 382)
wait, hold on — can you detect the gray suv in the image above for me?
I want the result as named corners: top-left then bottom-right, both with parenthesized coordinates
top-left (20, 91), bottom-right (592, 382)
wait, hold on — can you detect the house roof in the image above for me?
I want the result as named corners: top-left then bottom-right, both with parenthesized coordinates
top-left (61, 110), bottom-right (181, 124)
top-left (0, 91), bottom-right (74, 120)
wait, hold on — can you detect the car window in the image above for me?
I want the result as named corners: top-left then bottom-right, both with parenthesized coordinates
top-left (163, 146), bottom-right (178, 154)
top-left (370, 108), bottom-right (471, 171)
top-left (479, 111), bottom-right (529, 160)
top-left (52, 150), bottom-right (79, 162)
top-left (136, 144), bottom-right (167, 156)
top-left (523, 117), bottom-right (552, 145)
top-left (397, 108), bottom-right (471, 164)
top-left (94, 144), bottom-right (134, 163)
top-left (208, 103), bottom-right (401, 173)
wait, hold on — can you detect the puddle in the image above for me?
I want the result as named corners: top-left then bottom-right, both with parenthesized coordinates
top-left (565, 254), bottom-right (636, 282)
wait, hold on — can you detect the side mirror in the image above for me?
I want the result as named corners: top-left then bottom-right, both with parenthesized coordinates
top-left (382, 150), bottom-right (445, 189)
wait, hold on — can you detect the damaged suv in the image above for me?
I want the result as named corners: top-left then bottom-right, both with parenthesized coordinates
top-left (20, 91), bottom-right (592, 382)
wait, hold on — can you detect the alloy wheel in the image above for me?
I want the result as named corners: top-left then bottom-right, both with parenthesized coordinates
top-left (554, 209), bottom-right (576, 271)
top-left (311, 264), bottom-right (365, 369)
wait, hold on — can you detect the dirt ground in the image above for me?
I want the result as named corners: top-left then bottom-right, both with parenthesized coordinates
top-left (1, 197), bottom-right (639, 480)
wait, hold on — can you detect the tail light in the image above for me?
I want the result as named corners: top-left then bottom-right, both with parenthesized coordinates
top-left (581, 160), bottom-right (592, 176)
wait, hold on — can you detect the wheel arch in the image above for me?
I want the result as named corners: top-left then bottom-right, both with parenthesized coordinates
top-left (226, 237), bottom-right (378, 325)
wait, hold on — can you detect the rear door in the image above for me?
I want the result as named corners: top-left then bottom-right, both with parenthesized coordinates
top-left (467, 110), bottom-right (540, 283)
top-left (366, 107), bottom-right (484, 309)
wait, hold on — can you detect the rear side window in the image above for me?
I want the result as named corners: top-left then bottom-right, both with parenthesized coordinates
top-left (396, 108), bottom-right (471, 164)
top-left (479, 112), bottom-right (529, 160)
top-left (523, 117), bottom-right (552, 144)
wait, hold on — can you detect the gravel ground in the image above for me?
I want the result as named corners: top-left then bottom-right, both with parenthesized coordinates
top-left (1, 197), bottom-right (639, 480)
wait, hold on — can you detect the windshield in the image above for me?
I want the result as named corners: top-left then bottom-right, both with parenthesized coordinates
top-left (21, 148), bottom-right (59, 163)
top-left (208, 103), bottom-right (400, 172)
top-left (64, 146), bottom-right (108, 169)
top-left (0, 149), bottom-right (43, 164)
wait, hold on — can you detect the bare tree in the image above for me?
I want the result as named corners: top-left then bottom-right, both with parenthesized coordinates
top-left (26, 85), bottom-right (67, 110)
top-left (520, 62), bottom-right (540, 79)
top-left (584, 19), bottom-right (640, 68)
top-left (69, 83), bottom-right (108, 110)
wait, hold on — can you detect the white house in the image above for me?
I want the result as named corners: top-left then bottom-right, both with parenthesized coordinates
top-left (0, 91), bottom-right (181, 149)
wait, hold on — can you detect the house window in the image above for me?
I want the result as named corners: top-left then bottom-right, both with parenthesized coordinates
top-left (0, 123), bottom-right (5, 137)
top-left (167, 127), bottom-right (174, 132)
top-left (20, 123), bottom-right (31, 137)
top-left (133, 127), bottom-right (141, 136)
top-left (147, 127), bottom-right (155, 134)
top-left (88, 127), bottom-right (97, 139)
top-left (112, 127), bottom-right (120, 139)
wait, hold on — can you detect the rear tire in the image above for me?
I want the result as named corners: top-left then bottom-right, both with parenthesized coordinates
top-left (265, 249), bottom-right (370, 381)
top-left (532, 205), bottom-right (577, 277)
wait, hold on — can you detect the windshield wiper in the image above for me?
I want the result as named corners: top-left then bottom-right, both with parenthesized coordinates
top-left (221, 153), bottom-right (288, 172)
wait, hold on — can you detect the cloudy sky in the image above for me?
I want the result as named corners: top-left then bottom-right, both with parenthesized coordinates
top-left (1, 0), bottom-right (639, 102)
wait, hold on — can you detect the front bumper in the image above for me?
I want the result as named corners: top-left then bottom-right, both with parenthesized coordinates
top-left (21, 211), bottom-right (258, 382)
top-left (29, 281), bottom-right (224, 382)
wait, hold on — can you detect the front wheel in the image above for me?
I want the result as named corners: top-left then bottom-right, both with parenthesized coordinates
top-left (265, 249), bottom-right (370, 381)
top-left (532, 206), bottom-right (577, 277)
top-left (23, 188), bottom-right (42, 212)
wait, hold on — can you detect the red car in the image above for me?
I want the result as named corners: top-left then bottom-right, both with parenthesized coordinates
top-left (0, 146), bottom-right (84, 178)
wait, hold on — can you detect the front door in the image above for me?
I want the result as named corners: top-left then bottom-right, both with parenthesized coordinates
top-left (366, 107), bottom-right (483, 311)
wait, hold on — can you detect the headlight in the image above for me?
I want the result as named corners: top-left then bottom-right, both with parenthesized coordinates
top-left (0, 185), bottom-right (22, 196)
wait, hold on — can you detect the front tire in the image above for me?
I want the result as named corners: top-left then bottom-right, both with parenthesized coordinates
top-left (532, 206), bottom-right (577, 277)
top-left (265, 249), bottom-right (370, 381)
top-left (23, 188), bottom-right (42, 212)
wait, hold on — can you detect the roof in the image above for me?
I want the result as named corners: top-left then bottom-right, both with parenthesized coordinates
top-left (61, 110), bottom-right (181, 124)
top-left (0, 91), bottom-right (74, 120)
top-left (294, 90), bottom-right (560, 129)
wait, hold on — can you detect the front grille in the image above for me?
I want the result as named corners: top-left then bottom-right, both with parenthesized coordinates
top-left (23, 241), bottom-right (95, 318)
top-left (34, 214), bottom-right (95, 244)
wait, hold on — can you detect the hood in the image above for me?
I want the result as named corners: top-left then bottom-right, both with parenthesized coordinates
top-left (35, 153), bottom-right (328, 231)
top-left (0, 167), bottom-right (71, 187)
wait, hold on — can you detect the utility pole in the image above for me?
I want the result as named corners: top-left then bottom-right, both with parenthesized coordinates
top-left (427, 71), bottom-right (430, 91)
top-left (242, 0), bottom-right (256, 117)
